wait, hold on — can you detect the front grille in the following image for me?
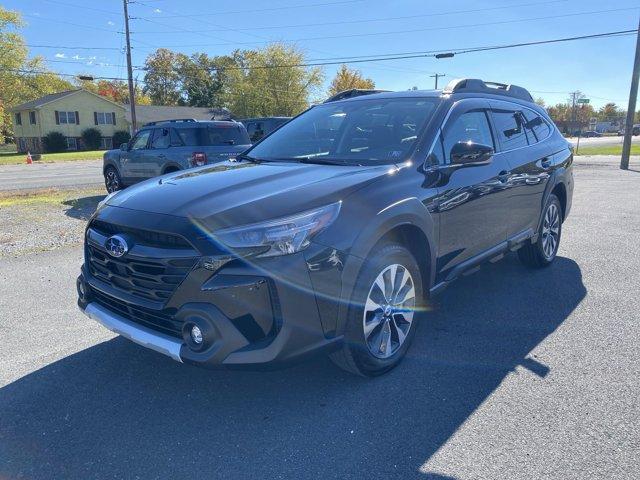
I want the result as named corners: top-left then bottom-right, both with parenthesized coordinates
top-left (92, 289), bottom-right (183, 338)
top-left (90, 219), bottom-right (191, 249)
top-left (87, 245), bottom-right (196, 301)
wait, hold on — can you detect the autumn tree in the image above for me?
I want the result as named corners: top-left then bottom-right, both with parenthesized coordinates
top-left (76, 78), bottom-right (151, 105)
top-left (328, 64), bottom-right (375, 97)
top-left (0, 6), bottom-right (73, 141)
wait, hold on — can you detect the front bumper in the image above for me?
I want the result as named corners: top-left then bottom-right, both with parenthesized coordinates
top-left (77, 239), bottom-right (350, 369)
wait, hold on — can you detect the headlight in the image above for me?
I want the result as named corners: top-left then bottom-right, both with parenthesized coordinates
top-left (213, 202), bottom-right (341, 258)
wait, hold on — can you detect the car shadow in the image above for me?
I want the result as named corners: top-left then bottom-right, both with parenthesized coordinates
top-left (0, 255), bottom-right (585, 479)
top-left (62, 195), bottom-right (105, 221)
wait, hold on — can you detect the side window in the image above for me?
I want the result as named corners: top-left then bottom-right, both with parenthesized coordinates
top-left (250, 122), bottom-right (265, 142)
top-left (130, 130), bottom-right (151, 150)
top-left (523, 110), bottom-right (551, 143)
top-left (491, 109), bottom-right (529, 150)
top-left (442, 110), bottom-right (494, 161)
top-left (169, 128), bottom-right (183, 147)
top-left (151, 128), bottom-right (170, 149)
top-left (426, 136), bottom-right (446, 167)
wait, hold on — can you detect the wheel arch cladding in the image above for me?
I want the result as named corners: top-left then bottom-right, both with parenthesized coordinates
top-left (163, 164), bottom-right (181, 174)
top-left (335, 197), bottom-right (436, 336)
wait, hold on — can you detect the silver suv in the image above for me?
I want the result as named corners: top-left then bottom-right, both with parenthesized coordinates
top-left (102, 119), bottom-right (251, 193)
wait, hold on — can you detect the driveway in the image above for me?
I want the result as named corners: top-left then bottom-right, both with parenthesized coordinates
top-left (0, 162), bottom-right (638, 479)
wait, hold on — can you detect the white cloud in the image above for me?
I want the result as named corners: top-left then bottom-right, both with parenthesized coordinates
top-left (107, 21), bottom-right (115, 26)
top-left (54, 53), bottom-right (66, 58)
top-left (153, 8), bottom-right (162, 13)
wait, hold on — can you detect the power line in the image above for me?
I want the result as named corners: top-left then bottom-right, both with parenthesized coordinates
top-left (131, 0), bottom-right (570, 34)
top-left (127, 7), bottom-right (639, 49)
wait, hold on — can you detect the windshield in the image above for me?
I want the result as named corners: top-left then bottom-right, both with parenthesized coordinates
top-left (247, 97), bottom-right (439, 165)
top-left (176, 125), bottom-right (250, 147)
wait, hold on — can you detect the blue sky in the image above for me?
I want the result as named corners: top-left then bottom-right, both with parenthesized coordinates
top-left (7, 0), bottom-right (640, 108)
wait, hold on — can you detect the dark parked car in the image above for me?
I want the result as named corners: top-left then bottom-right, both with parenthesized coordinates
top-left (240, 117), bottom-right (291, 143)
top-left (102, 119), bottom-right (251, 193)
top-left (582, 130), bottom-right (602, 138)
top-left (78, 78), bottom-right (573, 376)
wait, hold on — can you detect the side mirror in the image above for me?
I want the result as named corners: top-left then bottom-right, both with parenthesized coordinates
top-left (120, 143), bottom-right (128, 151)
top-left (450, 141), bottom-right (494, 166)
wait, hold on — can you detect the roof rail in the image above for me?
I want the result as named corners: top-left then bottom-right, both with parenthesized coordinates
top-left (323, 88), bottom-right (390, 103)
top-left (442, 78), bottom-right (534, 103)
top-left (144, 118), bottom-right (198, 126)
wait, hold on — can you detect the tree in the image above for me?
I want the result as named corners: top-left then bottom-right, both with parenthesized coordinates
top-left (534, 97), bottom-right (546, 107)
top-left (142, 49), bottom-right (182, 105)
top-left (0, 6), bottom-right (73, 142)
top-left (225, 43), bottom-right (324, 118)
top-left (176, 53), bottom-right (229, 107)
top-left (597, 102), bottom-right (621, 121)
top-left (76, 78), bottom-right (151, 105)
top-left (328, 64), bottom-right (375, 96)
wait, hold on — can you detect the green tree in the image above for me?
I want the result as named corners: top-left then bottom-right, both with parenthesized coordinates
top-left (597, 102), bottom-right (621, 121)
top-left (142, 48), bottom-right (182, 105)
top-left (328, 64), bottom-right (375, 97)
top-left (225, 43), bottom-right (324, 118)
top-left (176, 53), bottom-right (230, 107)
top-left (0, 6), bottom-right (73, 142)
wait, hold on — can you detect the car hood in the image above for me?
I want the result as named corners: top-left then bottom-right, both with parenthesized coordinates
top-left (106, 160), bottom-right (392, 228)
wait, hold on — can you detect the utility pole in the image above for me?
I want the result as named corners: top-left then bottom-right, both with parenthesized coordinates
top-left (123, 0), bottom-right (137, 133)
top-left (621, 15), bottom-right (640, 170)
top-left (430, 73), bottom-right (445, 89)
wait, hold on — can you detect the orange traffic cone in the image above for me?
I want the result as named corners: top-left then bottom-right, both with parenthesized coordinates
top-left (26, 151), bottom-right (33, 165)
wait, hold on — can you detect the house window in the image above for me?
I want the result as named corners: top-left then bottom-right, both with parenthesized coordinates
top-left (58, 111), bottom-right (77, 124)
top-left (29, 111), bottom-right (36, 125)
top-left (66, 137), bottom-right (77, 150)
top-left (100, 137), bottom-right (113, 150)
top-left (95, 112), bottom-right (114, 125)
top-left (15, 113), bottom-right (22, 125)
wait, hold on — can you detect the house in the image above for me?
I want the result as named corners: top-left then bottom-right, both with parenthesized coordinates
top-left (125, 105), bottom-right (232, 126)
top-left (10, 89), bottom-right (128, 153)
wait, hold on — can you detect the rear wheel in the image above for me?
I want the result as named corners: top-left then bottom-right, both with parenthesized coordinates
top-left (330, 243), bottom-right (423, 376)
top-left (104, 166), bottom-right (122, 193)
top-left (518, 194), bottom-right (562, 268)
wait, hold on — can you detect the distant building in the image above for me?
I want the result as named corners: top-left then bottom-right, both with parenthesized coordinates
top-left (10, 89), bottom-right (232, 153)
top-left (10, 89), bottom-right (127, 153)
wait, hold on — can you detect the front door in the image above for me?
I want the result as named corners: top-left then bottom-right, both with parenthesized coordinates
top-left (435, 99), bottom-right (512, 280)
top-left (120, 129), bottom-right (152, 183)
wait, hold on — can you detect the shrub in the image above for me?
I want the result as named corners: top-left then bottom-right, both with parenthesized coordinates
top-left (113, 130), bottom-right (131, 148)
top-left (81, 128), bottom-right (102, 150)
top-left (43, 131), bottom-right (67, 153)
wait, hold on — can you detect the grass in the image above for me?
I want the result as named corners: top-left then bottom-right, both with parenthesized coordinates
top-left (0, 150), bottom-right (106, 166)
top-left (575, 144), bottom-right (640, 156)
top-left (0, 187), bottom-right (104, 207)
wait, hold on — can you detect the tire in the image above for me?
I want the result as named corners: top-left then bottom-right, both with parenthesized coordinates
top-left (330, 243), bottom-right (424, 377)
top-left (518, 193), bottom-right (562, 268)
top-left (104, 166), bottom-right (122, 194)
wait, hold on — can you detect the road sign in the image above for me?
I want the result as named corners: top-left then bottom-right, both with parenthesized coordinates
top-left (577, 98), bottom-right (590, 104)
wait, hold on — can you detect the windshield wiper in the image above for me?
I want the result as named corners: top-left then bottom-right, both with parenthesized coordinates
top-left (296, 157), bottom-right (358, 166)
top-left (234, 153), bottom-right (262, 163)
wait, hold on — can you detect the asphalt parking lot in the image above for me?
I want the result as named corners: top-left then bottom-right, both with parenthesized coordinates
top-left (0, 160), bottom-right (639, 479)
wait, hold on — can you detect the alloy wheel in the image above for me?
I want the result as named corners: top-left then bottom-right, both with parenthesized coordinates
top-left (541, 203), bottom-right (560, 260)
top-left (362, 264), bottom-right (416, 359)
top-left (105, 170), bottom-right (120, 193)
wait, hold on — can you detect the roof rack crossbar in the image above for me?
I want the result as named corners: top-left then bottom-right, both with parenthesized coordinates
top-left (144, 118), bottom-right (198, 126)
top-left (442, 78), bottom-right (534, 103)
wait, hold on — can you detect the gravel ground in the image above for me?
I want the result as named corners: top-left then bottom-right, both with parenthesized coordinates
top-left (0, 159), bottom-right (638, 479)
top-left (0, 189), bottom-right (104, 258)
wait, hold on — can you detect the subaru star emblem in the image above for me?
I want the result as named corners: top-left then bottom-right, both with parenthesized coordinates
top-left (105, 235), bottom-right (128, 258)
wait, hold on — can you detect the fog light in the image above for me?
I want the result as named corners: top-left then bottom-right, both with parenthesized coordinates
top-left (191, 325), bottom-right (203, 345)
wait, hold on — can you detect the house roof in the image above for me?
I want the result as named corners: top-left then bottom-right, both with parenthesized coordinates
top-left (125, 105), bottom-right (232, 125)
top-left (9, 88), bottom-right (125, 112)
top-left (9, 89), bottom-right (81, 111)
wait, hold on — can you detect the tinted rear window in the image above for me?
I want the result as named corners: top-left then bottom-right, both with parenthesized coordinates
top-left (491, 109), bottom-right (529, 150)
top-left (176, 126), bottom-right (250, 146)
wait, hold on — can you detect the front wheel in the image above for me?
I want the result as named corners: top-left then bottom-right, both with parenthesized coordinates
top-left (104, 166), bottom-right (122, 194)
top-left (518, 194), bottom-right (562, 268)
top-left (330, 243), bottom-right (424, 377)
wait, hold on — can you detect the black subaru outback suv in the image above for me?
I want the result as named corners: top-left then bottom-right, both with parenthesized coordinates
top-left (77, 79), bottom-right (573, 376)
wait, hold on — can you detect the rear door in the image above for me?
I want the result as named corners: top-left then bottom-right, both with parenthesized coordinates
top-left (488, 100), bottom-right (553, 238)
top-left (148, 127), bottom-right (171, 177)
top-left (436, 99), bottom-right (512, 278)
